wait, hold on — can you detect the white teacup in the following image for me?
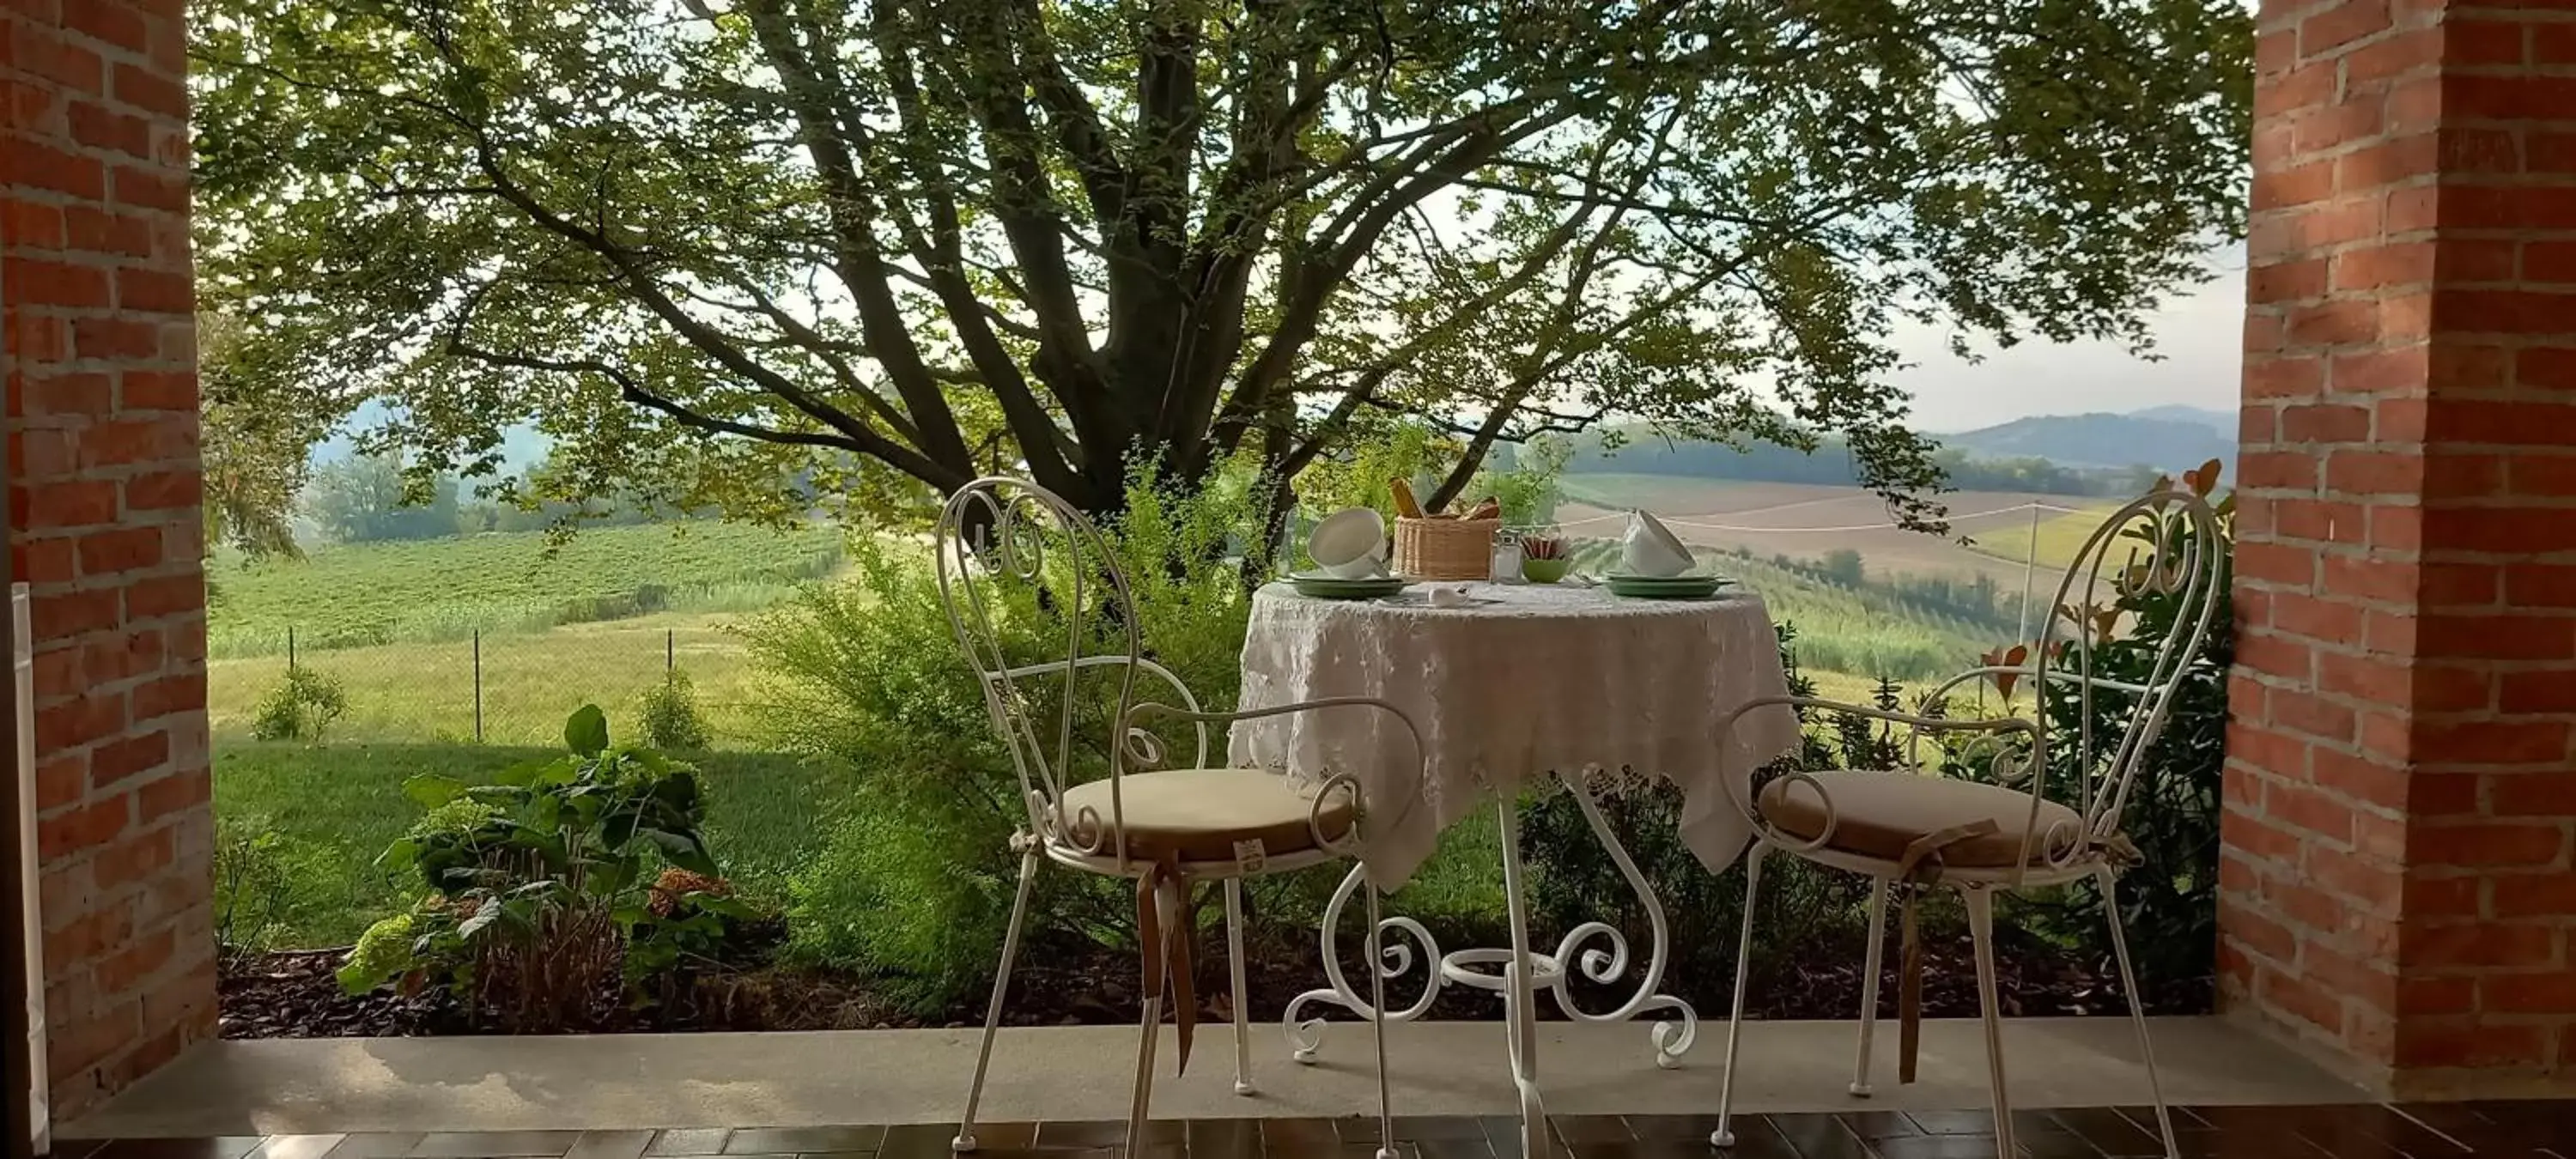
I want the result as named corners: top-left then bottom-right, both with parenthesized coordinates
top-left (1621, 510), bottom-right (1693, 577)
top-left (1309, 507), bottom-right (1388, 578)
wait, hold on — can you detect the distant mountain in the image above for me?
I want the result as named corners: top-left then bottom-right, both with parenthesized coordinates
top-left (1940, 411), bottom-right (2234, 472)
top-left (2128, 404), bottom-right (2237, 437)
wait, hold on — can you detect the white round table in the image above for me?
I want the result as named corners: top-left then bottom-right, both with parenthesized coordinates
top-left (1226, 580), bottom-right (1800, 1158)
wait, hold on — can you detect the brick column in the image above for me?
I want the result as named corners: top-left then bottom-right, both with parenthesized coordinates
top-left (3, 0), bottom-right (215, 1120)
top-left (2229, 0), bottom-right (2576, 1098)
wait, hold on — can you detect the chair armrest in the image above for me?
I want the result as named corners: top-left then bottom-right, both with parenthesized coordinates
top-left (1924, 665), bottom-right (2154, 703)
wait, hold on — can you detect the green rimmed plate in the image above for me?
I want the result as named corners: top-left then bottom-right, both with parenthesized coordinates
top-left (1288, 572), bottom-right (1406, 599)
top-left (1604, 573), bottom-right (1731, 599)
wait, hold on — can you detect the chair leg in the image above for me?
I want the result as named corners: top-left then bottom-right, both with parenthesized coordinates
top-left (2098, 866), bottom-right (2179, 1159)
top-left (1850, 876), bottom-right (1891, 1098)
top-left (1964, 886), bottom-right (2014, 1158)
top-left (1224, 878), bottom-right (1255, 1095)
top-left (1364, 877), bottom-right (1397, 1159)
top-left (1710, 841), bottom-right (1768, 1150)
top-left (1127, 909), bottom-right (1171, 1159)
top-left (954, 848), bottom-right (1040, 1154)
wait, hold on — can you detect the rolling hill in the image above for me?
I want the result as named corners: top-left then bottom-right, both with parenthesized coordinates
top-left (1938, 411), bottom-right (2235, 472)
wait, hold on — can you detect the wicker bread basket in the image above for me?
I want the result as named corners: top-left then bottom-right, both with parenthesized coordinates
top-left (1394, 517), bottom-right (1499, 580)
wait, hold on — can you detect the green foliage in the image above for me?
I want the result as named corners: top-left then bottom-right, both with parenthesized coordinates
top-left (214, 741), bottom-right (830, 945)
top-left (1473, 437), bottom-right (1571, 527)
top-left (748, 471), bottom-right (1267, 1012)
top-left (2016, 493), bottom-right (2234, 988)
top-left (214, 815), bottom-right (331, 964)
top-left (1819, 549), bottom-right (1867, 588)
top-left (251, 665), bottom-right (348, 742)
top-left (337, 707), bottom-right (741, 1029)
top-left (336, 913), bottom-right (418, 996)
top-left (306, 452), bottom-right (463, 545)
top-left (192, 0), bottom-right (2246, 523)
top-left (207, 521), bottom-right (844, 658)
top-left (638, 671), bottom-right (713, 751)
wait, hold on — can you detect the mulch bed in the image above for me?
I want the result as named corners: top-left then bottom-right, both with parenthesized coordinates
top-left (219, 925), bottom-right (2211, 1039)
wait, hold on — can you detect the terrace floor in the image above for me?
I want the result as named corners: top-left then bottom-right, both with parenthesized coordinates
top-left (57, 1020), bottom-right (2573, 1158)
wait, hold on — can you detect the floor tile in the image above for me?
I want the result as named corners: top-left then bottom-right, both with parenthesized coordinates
top-left (953, 1123), bottom-right (1036, 1150)
top-left (1261, 1120), bottom-right (1341, 1157)
top-left (98, 1140), bottom-right (268, 1159)
top-left (722, 1129), bottom-right (884, 1156)
top-left (408, 1133), bottom-right (582, 1159)
top-left (645, 1132), bottom-right (731, 1157)
top-left (1838, 1112), bottom-right (1925, 1142)
top-left (252, 1137), bottom-right (349, 1159)
top-left (563, 1132), bottom-right (655, 1159)
top-left (1698, 1117), bottom-right (1800, 1159)
top-left (1036, 1121), bottom-right (1184, 1148)
top-left (1546, 1117), bottom-right (1632, 1145)
top-left (1762, 1114), bottom-right (1872, 1159)
top-left (325, 1135), bottom-right (424, 1159)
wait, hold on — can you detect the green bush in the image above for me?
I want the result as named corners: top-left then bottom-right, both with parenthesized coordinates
top-left (1518, 623), bottom-right (1896, 1006)
top-left (639, 670), bottom-right (713, 750)
top-left (337, 705), bottom-right (745, 1030)
top-left (213, 814), bottom-right (331, 964)
top-left (251, 665), bottom-right (348, 741)
top-left (2014, 485), bottom-right (2233, 990)
top-left (747, 467), bottom-right (1273, 1014)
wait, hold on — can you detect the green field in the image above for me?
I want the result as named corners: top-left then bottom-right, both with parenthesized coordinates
top-left (1961, 505), bottom-right (2123, 574)
top-left (208, 521), bottom-right (846, 658)
top-left (215, 741), bottom-right (847, 947)
top-left (209, 610), bottom-right (772, 746)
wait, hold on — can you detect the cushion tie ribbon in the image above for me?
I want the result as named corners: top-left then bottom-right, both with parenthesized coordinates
top-left (1133, 854), bottom-right (1198, 1076)
top-left (1893, 818), bottom-right (2001, 1085)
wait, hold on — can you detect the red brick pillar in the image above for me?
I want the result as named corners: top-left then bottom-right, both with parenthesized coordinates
top-left (2, 0), bottom-right (215, 1119)
top-left (2230, 0), bottom-right (2576, 1097)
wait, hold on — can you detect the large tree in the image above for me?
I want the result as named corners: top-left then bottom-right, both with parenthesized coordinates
top-left (191, 0), bottom-right (2249, 521)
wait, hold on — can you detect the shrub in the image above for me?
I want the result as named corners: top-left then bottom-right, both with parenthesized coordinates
top-left (1518, 623), bottom-right (1893, 1008)
top-left (213, 815), bottom-right (330, 966)
top-left (639, 670), bottom-right (714, 750)
top-left (251, 664), bottom-right (348, 741)
top-left (336, 705), bottom-right (745, 1029)
top-left (2014, 484), bottom-right (2233, 992)
top-left (747, 466), bottom-right (1273, 1014)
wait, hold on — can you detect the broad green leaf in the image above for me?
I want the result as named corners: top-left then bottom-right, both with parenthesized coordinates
top-left (401, 774), bottom-right (467, 809)
top-left (565, 705), bottom-right (611, 756)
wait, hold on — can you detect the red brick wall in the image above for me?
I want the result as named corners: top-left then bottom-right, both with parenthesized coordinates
top-left (2, 0), bottom-right (213, 1119)
top-left (2231, 0), bottom-right (2576, 1097)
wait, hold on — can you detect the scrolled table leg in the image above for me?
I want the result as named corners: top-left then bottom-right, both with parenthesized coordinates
top-left (1548, 773), bottom-right (1700, 1068)
top-left (1282, 863), bottom-right (1442, 1064)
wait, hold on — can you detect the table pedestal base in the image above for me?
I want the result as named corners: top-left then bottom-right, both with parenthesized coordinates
top-left (1284, 774), bottom-right (1698, 1159)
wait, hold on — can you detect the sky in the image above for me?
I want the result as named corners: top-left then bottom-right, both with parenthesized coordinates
top-left (1894, 253), bottom-right (2247, 434)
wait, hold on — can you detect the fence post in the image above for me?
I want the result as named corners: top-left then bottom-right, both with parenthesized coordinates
top-left (2016, 504), bottom-right (2040, 644)
top-left (473, 629), bottom-right (483, 744)
top-left (666, 628), bottom-right (675, 675)
top-left (287, 625), bottom-right (296, 671)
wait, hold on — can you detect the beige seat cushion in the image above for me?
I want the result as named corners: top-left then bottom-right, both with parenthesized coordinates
top-left (1055, 768), bottom-right (1355, 864)
top-left (1756, 770), bottom-right (2083, 868)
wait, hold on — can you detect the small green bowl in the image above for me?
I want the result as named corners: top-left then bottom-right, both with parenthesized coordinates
top-left (1522, 557), bottom-right (1572, 584)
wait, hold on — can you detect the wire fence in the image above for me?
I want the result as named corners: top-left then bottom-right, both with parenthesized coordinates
top-left (209, 622), bottom-right (764, 749)
top-left (210, 499), bottom-right (2104, 750)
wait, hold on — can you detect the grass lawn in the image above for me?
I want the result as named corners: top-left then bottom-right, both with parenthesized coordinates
top-left (215, 741), bottom-right (848, 947)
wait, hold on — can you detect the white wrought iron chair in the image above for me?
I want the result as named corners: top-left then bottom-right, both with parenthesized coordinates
top-left (937, 478), bottom-right (1411, 1159)
top-left (1708, 488), bottom-right (2225, 1159)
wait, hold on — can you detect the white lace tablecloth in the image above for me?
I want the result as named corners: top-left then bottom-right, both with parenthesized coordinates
top-left (1228, 581), bottom-right (1801, 889)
